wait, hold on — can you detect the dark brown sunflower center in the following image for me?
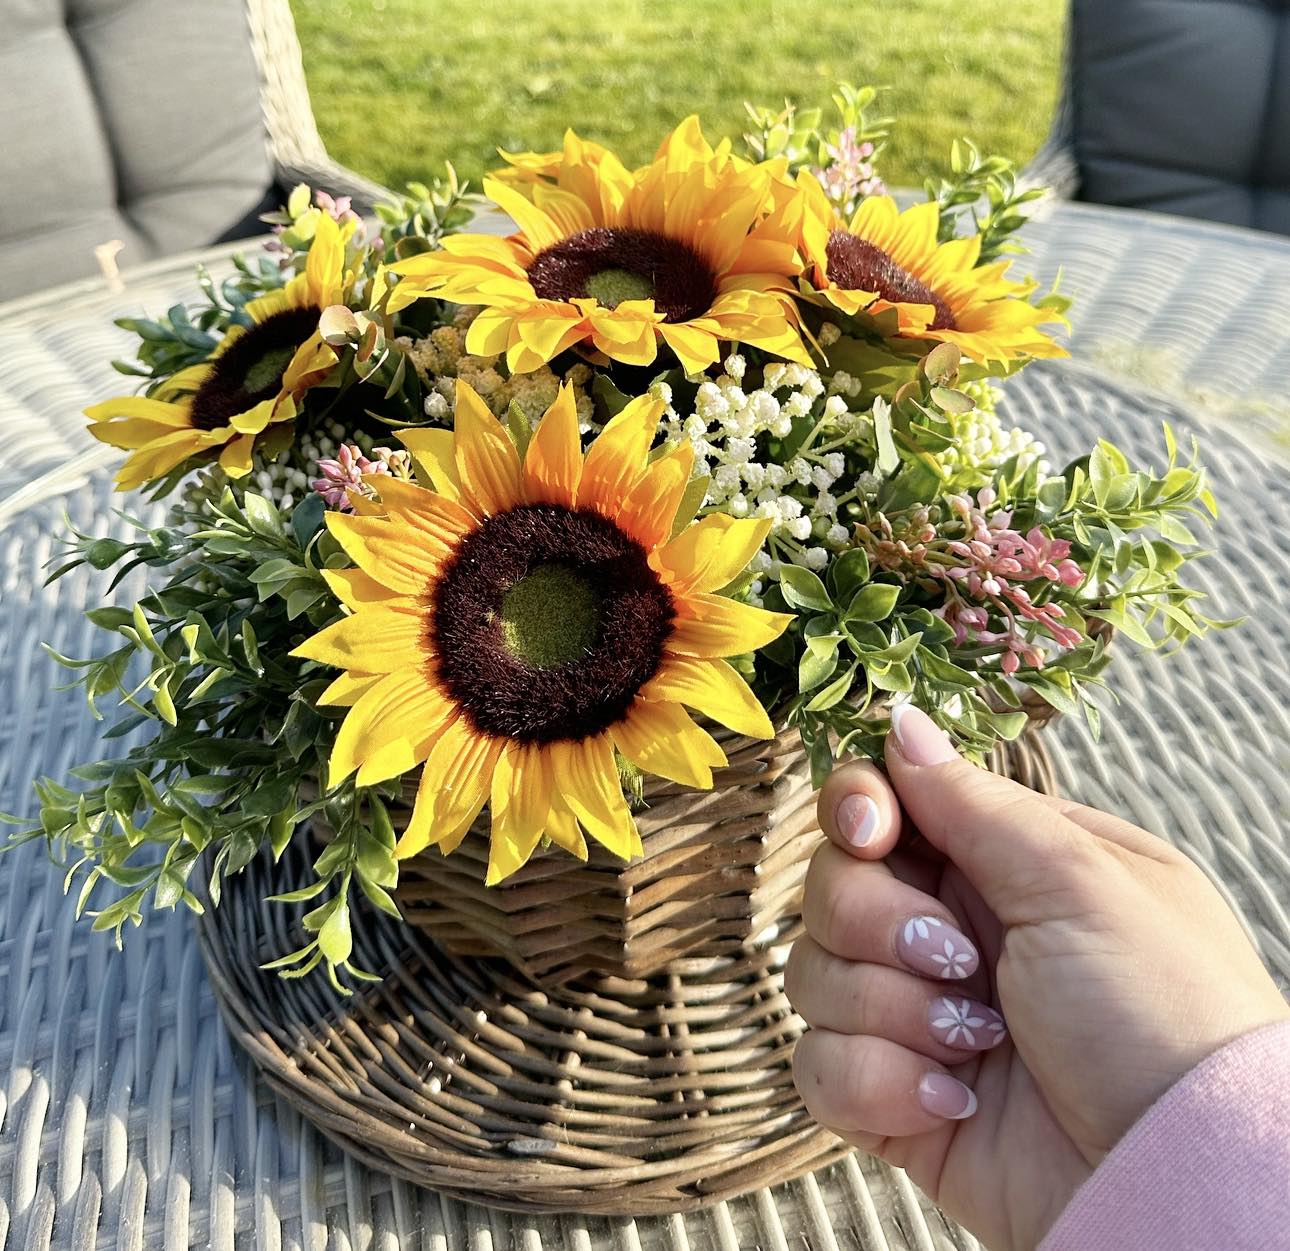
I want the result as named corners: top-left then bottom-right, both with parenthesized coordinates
top-left (526, 227), bottom-right (717, 323)
top-left (825, 230), bottom-right (956, 331)
top-left (188, 304), bottom-right (321, 431)
top-left (430, 504), bottom-right (675, 743)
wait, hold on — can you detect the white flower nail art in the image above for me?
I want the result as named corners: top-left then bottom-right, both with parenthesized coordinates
top-left (929, 937), bottom-right (974, 979)
top-left (903, 916), bottom-right (943, 945)
top-left (930, 997), bottom-right (1005, 1047)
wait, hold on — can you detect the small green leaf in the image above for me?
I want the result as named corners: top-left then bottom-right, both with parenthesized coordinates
top-left (798, 645), bottom-right (839, 693)
top-left (292, 493), bottom-right (327, 547)
top-left (86, 539), bottom-right (130, 570)
top-left (505, 400), bottom-right (533, 458)
top-left (778, 566), bottom-right (832, 612)
top-left (805, 662), bottom-right (858, 711)
top-left (670, 473), bottom-right (711, 538)
top-left (828, 548), bottom-right (870, 602)
top-left (243, 494), bottom-right (283, 539)
top-left (319, 895), bottom-right (353, 964)
top-left (929, 386), bottom-right (974, 415)
top-left (846, 582), bottom-right (901, 623)
top-left (873, 401), bottom-right (900, 476)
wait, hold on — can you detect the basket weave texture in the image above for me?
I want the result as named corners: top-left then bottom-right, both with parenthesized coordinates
top-left (394, 726), bottom-right (816, 988)
top-left (200, 724), bottom-right (1057, 1215)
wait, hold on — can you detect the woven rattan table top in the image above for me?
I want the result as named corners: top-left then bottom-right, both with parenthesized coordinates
top-left (1, 201), bottom-right (1287, 1251)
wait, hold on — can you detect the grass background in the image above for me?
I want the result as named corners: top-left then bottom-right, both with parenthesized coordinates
top-left (290, 0), bottom-right (1067, 193)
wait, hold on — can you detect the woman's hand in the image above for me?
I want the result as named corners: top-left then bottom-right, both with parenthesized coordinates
top-left (787, 704), bottom-right (1289, 1251)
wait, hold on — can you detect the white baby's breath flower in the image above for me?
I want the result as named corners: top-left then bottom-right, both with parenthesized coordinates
top-left (811, 465), bottom-right (836, 492)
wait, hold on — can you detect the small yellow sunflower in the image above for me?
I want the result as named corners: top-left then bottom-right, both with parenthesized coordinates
top-left (382, 118), bottom-right (810, 376)
top-left (292, 380), bottom-right (792, 883)
top-left (797, 174), bottom-right (1066, 366)
top-left (86, 215), bottom-right (351, 490)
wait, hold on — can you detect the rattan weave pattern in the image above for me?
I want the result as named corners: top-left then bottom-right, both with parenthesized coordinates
top-left (0, 204), bottom-right (1288, 1248)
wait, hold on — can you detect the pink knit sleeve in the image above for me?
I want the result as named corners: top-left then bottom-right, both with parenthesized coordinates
top-left (1040, 1019), bottom-right (1290, 1251)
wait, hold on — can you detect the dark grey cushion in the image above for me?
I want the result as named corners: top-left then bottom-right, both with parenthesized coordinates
top-left (1072, 0), bottom-right (1290, 234)
top-left (0, 0), bottom-right (274, 298)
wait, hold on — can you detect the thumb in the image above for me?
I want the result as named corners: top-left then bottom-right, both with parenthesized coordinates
top-left (885, 704), bottom-right (1098, 925)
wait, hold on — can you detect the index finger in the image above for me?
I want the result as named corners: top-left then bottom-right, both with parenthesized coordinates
top-left (817, 760), bottom-right (904, 860)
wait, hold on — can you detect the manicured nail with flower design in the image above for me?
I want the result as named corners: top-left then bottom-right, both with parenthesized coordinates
top-left (898, 915), bottom-right (979, 980)
top-left (928, 996), bottom-right (1007, 1050)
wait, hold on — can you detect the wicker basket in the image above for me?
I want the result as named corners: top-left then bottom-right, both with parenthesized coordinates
top-left (380, 703), bottom-right (1064, 990)
top-left (201, 713), bottom-right (1060, 1214)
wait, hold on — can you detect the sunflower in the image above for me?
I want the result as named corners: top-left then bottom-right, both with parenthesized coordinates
top-left (292, 380), bottom-right (792, 883)
top-left (381, 118), bottom-right (810, 376)
top-left (86, 215), bottom-right (351, 491)
top-left (797, 174), bottom-right (1066, 366)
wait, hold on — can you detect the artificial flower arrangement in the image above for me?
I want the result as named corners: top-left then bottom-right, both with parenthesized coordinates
top-left (16, 88), bottom-right (1223, 987)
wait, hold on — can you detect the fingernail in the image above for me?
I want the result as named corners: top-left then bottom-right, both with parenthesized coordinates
top-left (918, 1072), bottom-right (978, 1120)
top-left (898, 915), bottom-right (979, 980)
top-left (889, 704), bottom-right (957, 767)
top-left (928, 996), bottom-right (1008, 1050)
top-left (837, 794), bottom-right (879, 848)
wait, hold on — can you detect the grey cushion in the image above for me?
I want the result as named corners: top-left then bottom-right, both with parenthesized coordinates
top-left (1072, 0), bottom-right (1290, 234)
top-left (0, 0), bottom-right (274, 298)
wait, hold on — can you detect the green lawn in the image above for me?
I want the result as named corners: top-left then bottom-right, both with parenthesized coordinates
top-left (291, 0), bottom-right (1066, 194)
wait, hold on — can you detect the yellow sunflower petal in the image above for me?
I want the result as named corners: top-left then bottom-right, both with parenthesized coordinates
top-left (216, 433), bottom-right (259, 477)
top-left (245, 290), bottom-right (290, 323)
top-left (156, 364), bottom-right (213, 398)
top-left (326, 513), bottom-right (446, 595)
top-left (523, 384), bottom-right (583, 507)
top-left (610, 699), bottom-right (726, 789)
top-left (483, 177), bottom-right (568, 252)
top-left (328, 669), bottom-right (452, 788)
top-left (367, 475), bottom-right (477, 543)
top-left (317, 671), bottom-right (383, 707)
top-left (396, 719), bottom-right (501, 858)
top-left (668, 593), bottom-right (793, 658)
top-left (655, 321), bottom-right (721, 374)
top-left (580, 393), bottom-right (663, 518)
top-left (549, 734), bottom-right (638, 861)
top-left (654, 514), bottom-right (771, 595)
top-left (644, 656), bottom-right (775, 740)
top-left (486, 743), bottom-right (555, 884)
top-left (321, 567), bottom-right (405, 610)
top-left (290, 604), bottom-right (424, 671)
top-left (452, 380), bottom-right (523, 515)
top-left (281, 333), bottom-right (335, 394)
top-left (84, 395), bottom-right (192, 436)
top-left (463, 306), bottom-right (516, 358)
top-left (396, 426), bottom-right (463, 502)
top-left (507, 305), bottom-right (589, 369)
top-left (113, 429), bottom-right (214, 490)
top-left (228, 398), bottom-right (279, 435)
top-left (616, 441), bottom-right (695, 550)
top-left (306, 213), bottom-right (346, 308)
top-left (544, 794), bottom-right (588, 861)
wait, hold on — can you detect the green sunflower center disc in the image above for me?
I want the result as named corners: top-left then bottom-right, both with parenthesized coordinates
top-left (584, 267), bottom-right (655, 309)
top-left (242, 344), bottom-right (298, 394)
top-left (501, 563), bottom-right (601, 669)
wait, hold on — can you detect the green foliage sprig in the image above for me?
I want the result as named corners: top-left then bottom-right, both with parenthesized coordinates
top-left (925, 140), bottom-right (1046, 265)
top-left (753, 348), bottom-right (1226, 786)
top-left (4, 490), bottom-right (397, 990)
